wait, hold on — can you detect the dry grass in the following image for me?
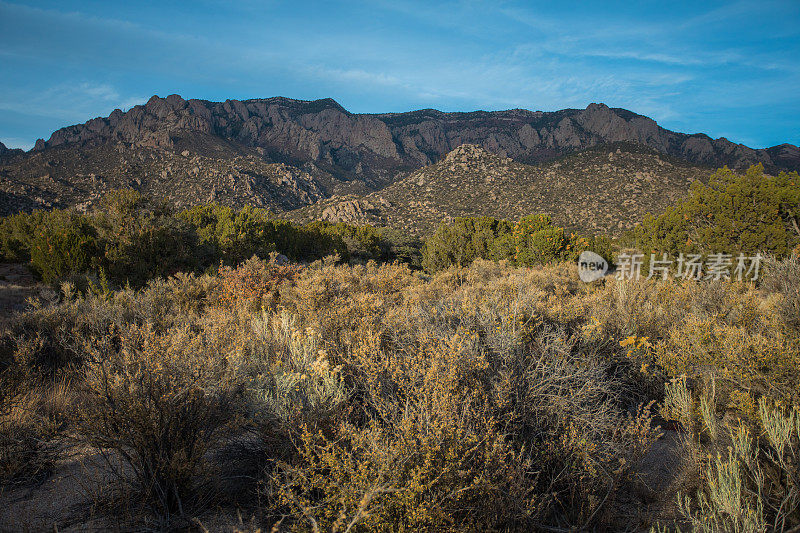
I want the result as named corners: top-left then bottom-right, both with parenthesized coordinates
top-left (0, 256), bottom-right (798, 531)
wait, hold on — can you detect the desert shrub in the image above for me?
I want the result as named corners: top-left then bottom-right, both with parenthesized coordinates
top-left (486, 325), bottom-right (658, 527)
top-left (661, 375), bottom-right (695, 433)
top-left (665, 378), bottom-right (800, 532)
top-left (78, 321), bottom-right (247, 523)
top-left (268, 324), bottom-right (657, 531)
top-left (0, 289), bottom-right (108, 380)
top-left (511, 215), bottom-right (607, 267)
top-left (280, 259), bottom-right (422, 346)
top-left (588, 268), bottom-right (800, 530)
top-left (585, 276), bottom-right (689, 340)
top-left (268, 319), bottom-right (514, 531)
top-left (0, 381), bottom-right (71, 486)
top-left (215, 255), bottom-right (303, 312)
top-left (270, 412), bottom-right (527, 532)
top-left (0, 270), bottom-right (230, 392)
top-left (6, 241), bottom-right (798, 530)
top-left (247, 311), bottom-right (348, 431)
top-left (761, 253), bottom-right (800, 333)
top-left (631, 164), bottom-right (800, 258)
top-left (263, 260), bottom-right (657, 531)
top-left (655, 316), bottom-right (799, 401)
top-left (29, 209), bottom-right (100, 283)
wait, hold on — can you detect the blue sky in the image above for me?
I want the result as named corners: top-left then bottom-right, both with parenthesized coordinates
top-left (1, 0), bottom-right (798, 150)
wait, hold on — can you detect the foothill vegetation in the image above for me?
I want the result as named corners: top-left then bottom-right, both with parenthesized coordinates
top-left (0, 164), bottom-right (799, 531)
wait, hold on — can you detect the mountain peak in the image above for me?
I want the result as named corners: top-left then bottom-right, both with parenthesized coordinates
top-left (444, 143), bottom-right (493, 161)
top-left (0, 141), bottom-right (25, 159)
top-left (441, 144), bottom-right (513, 171)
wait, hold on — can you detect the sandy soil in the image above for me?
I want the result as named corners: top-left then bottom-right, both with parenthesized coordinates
top-left (0, 446), bottom-right (119, 532)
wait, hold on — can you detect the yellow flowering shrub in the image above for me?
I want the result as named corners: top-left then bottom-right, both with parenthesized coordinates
top-left (79, 321), bottom-right (247, 520)
top-left (2, 253), bottom-right (798, 530)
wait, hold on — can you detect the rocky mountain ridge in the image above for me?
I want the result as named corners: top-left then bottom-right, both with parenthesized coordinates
top-left (0, 142), bottom-right (24, 159)
top-left (27, 95), bottom-right (800, 177)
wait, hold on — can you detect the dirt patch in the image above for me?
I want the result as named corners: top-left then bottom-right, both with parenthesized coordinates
top-left (0, 445), bottom-right (118, 532)
top-left (0, 435), bottom-right (268, 532)
top-left (0, 263), bottom-right (46, 318)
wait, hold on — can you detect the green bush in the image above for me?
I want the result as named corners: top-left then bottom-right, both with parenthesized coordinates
top-left (377, 227), bottom-right (423, 268)
top-left (422, 216), bottom-right (515, 272)
top-left (0, 191), bottom-right (420, 287)
top-left (423, 214), bottom-right (604, 272)
top-left (513, 219), bottom-right (569, 266)
top-left (179, 203), bottom-right (278, 264)
top-left (0, 210), bottom-right (43, 263)
top-left (29, 209), bottom-right (100, 283)
top-left (96, 191), bottom-right (198, 285)
top-left (305, 220), bottom-right (391, 262)
top-left (179, 204), bottom-right (348, 265)
top-left (631, 164), bottom-right (800, 258)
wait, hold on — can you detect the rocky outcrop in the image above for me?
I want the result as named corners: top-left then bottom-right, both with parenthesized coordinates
top-left (320, 196), bottom-right (392, 224)
top-left (27, 96), bottom-right (800, 178)
top-left (289, 141), bottom-right (711, 236)
top-left (0, 142), bottom-right (327, 216)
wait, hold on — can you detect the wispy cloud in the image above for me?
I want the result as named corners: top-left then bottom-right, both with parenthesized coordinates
top-left (0, 0), bottom-right (797, 148)
top-left (0, 82), bottom-right (146, 121)
top-left (306, 67), bottom-right (407, 89)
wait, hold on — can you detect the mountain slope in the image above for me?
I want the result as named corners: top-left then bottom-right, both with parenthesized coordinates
top-left (0, 142), bottom-right (325, 215)
top-left (1, 94), bottom-right (796, 218)
top-left (288, 142), bottom-right (710, 236)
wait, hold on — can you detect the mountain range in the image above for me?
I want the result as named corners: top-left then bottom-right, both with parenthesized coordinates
top-left (1, 94), bottom-right (798, 233)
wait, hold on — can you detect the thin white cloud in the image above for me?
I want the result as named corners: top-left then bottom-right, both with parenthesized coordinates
top-left (308, 67), bottom-right (406, 88)
top-left (0, 82), bottom-right (146, 121)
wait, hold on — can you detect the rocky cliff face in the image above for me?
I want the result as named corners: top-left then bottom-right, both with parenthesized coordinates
top-left (29, 96), bottom-right (800, 178)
